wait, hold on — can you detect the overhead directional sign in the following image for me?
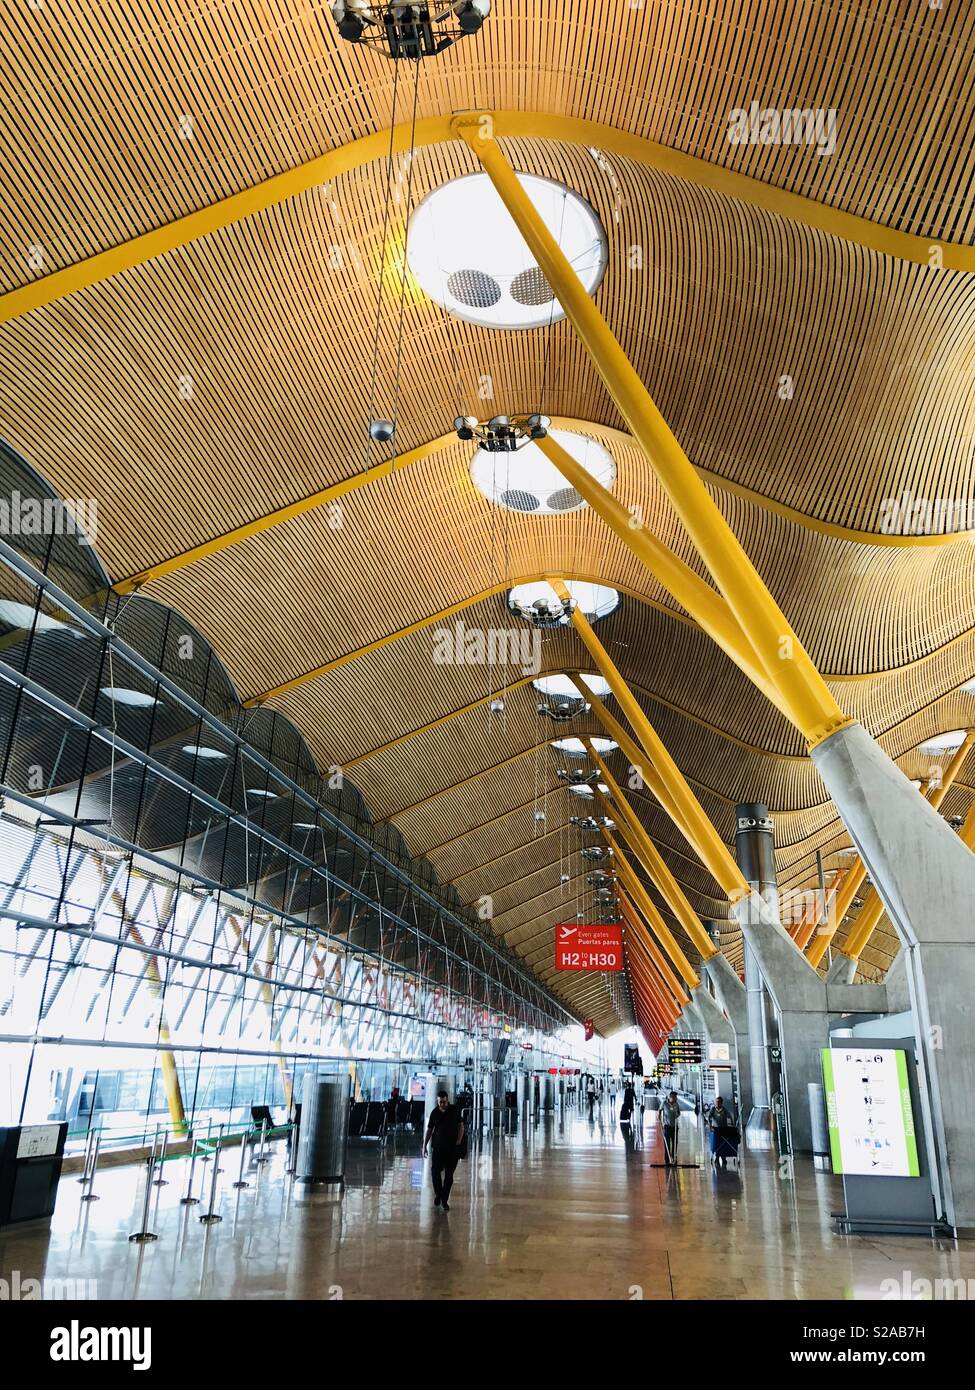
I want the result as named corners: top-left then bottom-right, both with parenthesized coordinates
top-left (554, 922), bottom-right (623, 971)
top-left (667, 1038), bottom-right (703, 1064)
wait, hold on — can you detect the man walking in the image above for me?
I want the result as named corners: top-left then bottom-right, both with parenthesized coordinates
top-left (422, 1089), bottom-right (465, 1211)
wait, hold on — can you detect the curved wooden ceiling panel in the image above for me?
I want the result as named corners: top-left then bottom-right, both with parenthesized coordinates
top-left (3, 5), bottom-right (974, 1007)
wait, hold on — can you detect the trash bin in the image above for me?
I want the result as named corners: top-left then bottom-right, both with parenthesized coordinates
top-left (297, 1076), bottom-right (349, 1183)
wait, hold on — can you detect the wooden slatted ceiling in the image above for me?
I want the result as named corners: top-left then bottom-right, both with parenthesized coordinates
top-left (3, 0), bottom-right (975, 292)
top-left (3, 10), bottom-right (975, 1005)
top-left (3, 141), bottom-right (975, 563)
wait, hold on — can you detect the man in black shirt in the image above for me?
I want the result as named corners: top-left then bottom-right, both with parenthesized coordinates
top-left (422, 1090), bottom-right (465, 1211)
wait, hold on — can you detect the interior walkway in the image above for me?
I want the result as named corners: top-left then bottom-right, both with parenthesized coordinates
top-left (3, 1106), bottom-right (972, 1300)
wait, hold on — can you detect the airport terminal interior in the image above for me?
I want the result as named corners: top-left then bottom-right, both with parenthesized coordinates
top-left (1, 1), bottom-right (975, 1312)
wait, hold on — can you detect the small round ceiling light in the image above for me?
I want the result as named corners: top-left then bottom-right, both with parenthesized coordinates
top-left (508, 580), bottom-right (619, 624)
top-left (533, 673), bottom-right (611, 699)
top-left (407, 172), bottom-right (607, 330)
top-left (471, 430), bottom-right (615, 515)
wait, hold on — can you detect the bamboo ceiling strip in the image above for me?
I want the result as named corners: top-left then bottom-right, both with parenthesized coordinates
top-left (3, 0), bottom-right (974, 297)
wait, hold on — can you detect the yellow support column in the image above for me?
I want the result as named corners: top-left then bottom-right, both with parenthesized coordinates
top-left (617, 888), bottom-right (690, 1008)
top-left (604, 831), bottom-right (700, 988)
top-left (559, 602), bottom-right (749, 901)
top-left (586, 748), bottom-right (718, 962)
top-left (454, 116), bottom-right (850, 749)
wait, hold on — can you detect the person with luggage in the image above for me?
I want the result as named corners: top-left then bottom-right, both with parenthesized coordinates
top-left (422, 1090), bottom-right (465, 1210)
top-left (708, 1095), bottom-right (739, 1167)
top-left (660, 1090), bottom-right (681, 1165)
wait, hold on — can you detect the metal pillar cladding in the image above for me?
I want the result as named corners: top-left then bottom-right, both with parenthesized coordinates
top-left (811, 721), bottom-right (975, 1231)
top-left (735, 804), bottom-right (775, 1132)
top-left (297, 1074), bottom-right (350, 1185)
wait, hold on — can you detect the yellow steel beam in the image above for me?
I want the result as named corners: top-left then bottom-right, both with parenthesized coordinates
top-left (837, 735), bottom-right (975, 963)
top-left (560, 604), bottom-right (750, 900)
top-left (617, 887), bottom-right (690, 1007)
top-left (115, 435), bottom-right (455, 594)
top-left (605, 830), bottom-right (699, 989)
top-left (534, 431), bottom-right (788, 716)
top-left (587, 754), bottom-right (718, 961)
top-left (7, 111), bottom-right (973, 331)
top-left (457, 118), bottom-right (850, 748)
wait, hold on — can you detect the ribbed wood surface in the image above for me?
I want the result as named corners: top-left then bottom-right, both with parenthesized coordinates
top-left (2, 4), bottom-right (974, 1021)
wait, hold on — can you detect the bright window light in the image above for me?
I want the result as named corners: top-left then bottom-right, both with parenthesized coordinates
top-left (471, 430), bottom-right (615, 515)
top-left (509, 580), bottom-right (619, 621)
top-left (918, 730), bottom-right (967, 754)
top-left (181, 744), bottom-right (229, 761)
top-left (246, 788), bottom-right (279, 800)
top-left (0, 600), bottom-right (82, 636)
top-left (533, 673), bottom-right (611, 698)
top-left (551, 737), bottom-right (618, 755)
top-left (962, 678), bottom-right (975, 694)
top-left (99, 686), bottom-right (160, 709)
top-left (407, 172), bottom-right (607, 330)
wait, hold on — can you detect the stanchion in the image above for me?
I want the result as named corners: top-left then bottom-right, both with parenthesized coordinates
top-left (128, 1132), bottom-right (160, 1243)
top-left (199, 1123), bottom-right (224, 1224)
top-left (77, 1127), bottom-right (95, 1185)
top-left (254, 1117), bottom-right (271, 1165)
top-left (199, 1117), bottom-right (213, 1161)
top-left (232, 1128), bottom-right (250, 1189)
top-left (152, 1126), bottom-right (169, 1185)
top-left (180, 1131), bottom-right (201, 1205)
top-left (80, 1129), bottom-right (101, 1202)
top-left (286, 1118), bottom-right (300, 1177)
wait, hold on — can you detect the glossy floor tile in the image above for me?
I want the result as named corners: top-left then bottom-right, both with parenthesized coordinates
top-left (1, 1106), bottom-right (970, 1300)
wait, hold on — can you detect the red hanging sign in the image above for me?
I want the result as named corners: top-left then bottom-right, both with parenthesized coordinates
top-left (555, 923), bottom-right (623, 972)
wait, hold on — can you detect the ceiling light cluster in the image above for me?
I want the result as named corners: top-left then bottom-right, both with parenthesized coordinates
top-left (464, 419), bottom-right (617, 517)
top-left (408, 172), bottom-right (606, 329)
top-left (331, 1), bottom-right (489, 59)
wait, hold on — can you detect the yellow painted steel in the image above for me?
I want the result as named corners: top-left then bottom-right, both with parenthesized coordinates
top-left (458, 119), bottom-right (850, 748)
top-left (587, 750), bottom-right (718, 961)
top-left (605, 831), bottom-right (700, 988)
top-left (617, 888), bottom-right (690, 1007)
top-left (7, 111), bottom-right (974, 331)
top-left (805, 860), bottom-right (867, 967)
top-left (560, 604), bottom-right (750, 900)
top-left (534, 432), bottom-right (789, 716)
top-left (115, 435), bottom-right (455, 594)
top-left (925, 730), bottom-right (975, 811)
top-left (834, 737), bottom-right (975, 963)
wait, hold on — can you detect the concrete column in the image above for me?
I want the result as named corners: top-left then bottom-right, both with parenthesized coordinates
top-left (702, 948), bottom-right (754, 1119)
top-left (731, 804), bottom-right (889, 1153)
top-left (735, 804), bottom-right (775, 1130)
top-left (812, 721), bottom-right (975, 1229)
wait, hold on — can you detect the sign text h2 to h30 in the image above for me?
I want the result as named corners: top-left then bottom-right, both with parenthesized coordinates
top-left (554, 923), bottom-right (623, 972)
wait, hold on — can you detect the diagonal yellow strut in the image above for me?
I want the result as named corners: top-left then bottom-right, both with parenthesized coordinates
top-left (456, 116), bottom-right (850, 748)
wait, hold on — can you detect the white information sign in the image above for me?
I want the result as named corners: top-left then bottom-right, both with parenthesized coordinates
top-left (821, 1047), bottom-right (919, 1177)
top-left (16, 1124), bottom-right (61, 1159)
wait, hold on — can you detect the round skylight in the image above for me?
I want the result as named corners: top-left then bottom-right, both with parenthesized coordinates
top-left (533, 673), bottom-right (611, 698)
top-left (918, 730), bottom-right (967, 754)
top-left (569, 783), bottom-right (609, 797)
top-left (181, 744), bottom-right (229, 761)
top-left (0, 600), bottom-right (83, 637)
top-left (551, 737), bottom-right (618, 756)
top-left (509, 580), bottom-right (619, 622)
top-left (471, 430), bottom-right (615, 515)
top-left (407, 172), bottom-right (607, 330)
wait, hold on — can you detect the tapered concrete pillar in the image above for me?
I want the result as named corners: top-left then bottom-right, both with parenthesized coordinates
top-left (732, 804), bottom-right (888, 1153)
top-left (702, 948), bottom-right (754, 1119)
top-left (812, 721), bottom-right (975, 1229)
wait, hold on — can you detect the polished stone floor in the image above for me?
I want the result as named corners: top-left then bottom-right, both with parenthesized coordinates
top-left (2, 1104), bottom-right (972, 1300)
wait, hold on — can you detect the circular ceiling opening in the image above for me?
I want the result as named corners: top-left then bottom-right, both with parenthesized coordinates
top-left (533, 673), bottom-right (611, 698)
top-left (471, 430), bottom-right (615, 515)
top-left (509, 580), bottom-right (620, 622)
top-left (407, 172), bottom-right (607, 330)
